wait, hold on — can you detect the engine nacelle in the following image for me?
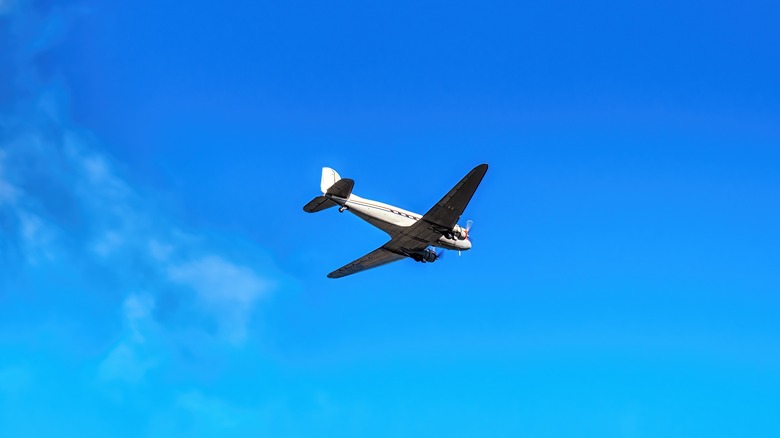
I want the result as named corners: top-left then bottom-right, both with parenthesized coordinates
top-left (451, 225), bottom-right (468, 240)
top-left (412, 248), bottom-right (439, 263)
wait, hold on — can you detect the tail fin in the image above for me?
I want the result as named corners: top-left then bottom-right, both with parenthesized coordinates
top-left (321, 167), bottom-right (341, 194)
top-left (304, 167), bottom-right (352, 213)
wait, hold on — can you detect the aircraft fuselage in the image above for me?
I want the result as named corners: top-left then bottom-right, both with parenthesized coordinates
top-left (328, 194), bottom-right (472, 252)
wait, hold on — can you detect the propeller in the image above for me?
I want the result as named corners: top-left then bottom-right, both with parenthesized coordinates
top-left (459, 220), bottom-right (474, 257)
top-left (436, 249), bottom-right (445, 260)
top-left (464, 220), bottom-right (473, 240)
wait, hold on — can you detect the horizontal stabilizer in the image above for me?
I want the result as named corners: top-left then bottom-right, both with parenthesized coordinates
top-left (326, 178), bottom-right (354, 199)
top-left (303, 196), bottom-right (338, 213)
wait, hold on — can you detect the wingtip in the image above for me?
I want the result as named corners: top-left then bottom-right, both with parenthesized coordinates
top-left (473, 163), bottom-right (488, 175)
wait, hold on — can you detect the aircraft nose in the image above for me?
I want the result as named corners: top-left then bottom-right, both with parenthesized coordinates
top-left (464, 239), bottom-right (472, 250)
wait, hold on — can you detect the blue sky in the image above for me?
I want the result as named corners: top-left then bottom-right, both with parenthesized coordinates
top-left (2, 0), bottom-right (780, 436)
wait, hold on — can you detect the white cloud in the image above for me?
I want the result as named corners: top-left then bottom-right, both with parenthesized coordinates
top-left (176, 390), bottom-right (244, 428)
top-left (65, 136), bottom-right (131, 202)
top-left (92, 230), bottom-right (123, 257)
top-left (2, 2), bottom-right (287, 419)
top-left (98, 343), bottom-right (157, 384)
top-left (146, 390), bottom-right (264, 436)
top-left (17, 210), bottom-right (55, 263)
top-left (98, 294), bottom-right (158, 384)
top-left (0, 150), bottom-right (20, 206)
top-left (123, 293), bottom-right (155, 342)
top-left (3, 94), bottom-right (279, 345)
top-left (0, 0), bottom-right (17, 16)
top-left (0, 175), bottom-right (15, 204)
top-left (148, 239), bottom-right (174, 261)
top-left (168, 256), bottom-right (271, 344)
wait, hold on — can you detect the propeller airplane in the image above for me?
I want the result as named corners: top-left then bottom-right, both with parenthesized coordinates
top-left (303, 164), bottom-right (488, 278)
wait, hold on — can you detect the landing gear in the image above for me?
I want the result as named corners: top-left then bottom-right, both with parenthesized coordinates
top-left (338, 205), bottom-right (348, 213)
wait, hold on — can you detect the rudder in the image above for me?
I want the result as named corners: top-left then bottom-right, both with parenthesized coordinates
top-left (321, 167), bottom-right (341, 193)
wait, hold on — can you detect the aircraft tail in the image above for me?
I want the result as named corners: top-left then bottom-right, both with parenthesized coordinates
top-left (304, 167), bottom-right (354, 213)
top-left (320, 167), bottom-right (354, 199)
top-left (320, 167), bottom-right (341, 194)
top-left (325, 178), bottom-right (354, 199)
top-left (303, 195), bottom-right (337, 213)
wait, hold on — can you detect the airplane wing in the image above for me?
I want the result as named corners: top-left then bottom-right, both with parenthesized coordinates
top-left (327, 246), bottom-right (407, 278)
top-left (327, 221), bottom-right (442, 278)
top-left (420, 163), bottom-right (488, 230)
top-left (328, 222), bottom-right (442, 279)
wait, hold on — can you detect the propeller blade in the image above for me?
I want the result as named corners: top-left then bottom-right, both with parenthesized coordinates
top-left (464, 220), bottom-right (474, 240)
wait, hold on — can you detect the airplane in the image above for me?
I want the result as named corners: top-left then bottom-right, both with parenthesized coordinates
top-left (303, 163), bottom-right (488, 278)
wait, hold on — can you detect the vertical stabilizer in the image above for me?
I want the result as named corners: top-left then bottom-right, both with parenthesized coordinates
top-left (320, 167), bottom-right (341, 193)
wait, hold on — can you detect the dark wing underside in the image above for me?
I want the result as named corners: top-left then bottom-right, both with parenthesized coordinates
top-left (327, 246), bottom-right (407, 278)
top-left (420, 163), bottom-right (488, 231)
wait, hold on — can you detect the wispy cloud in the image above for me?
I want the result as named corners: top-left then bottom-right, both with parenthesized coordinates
top-left (2, 99), bottom-right (279, 346)
top-left (98, 294), bottom-right (159, 384)
top-left (1, 0), bottom-right (285, 391)
top-left (168, 255), bottom-right (271, 344)
top-left (0, 3), bottom-right (307, 434)
top-left (0, 0), bottom-right (18, 16)
top-left (0, 151), bottom-right (19, 204)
